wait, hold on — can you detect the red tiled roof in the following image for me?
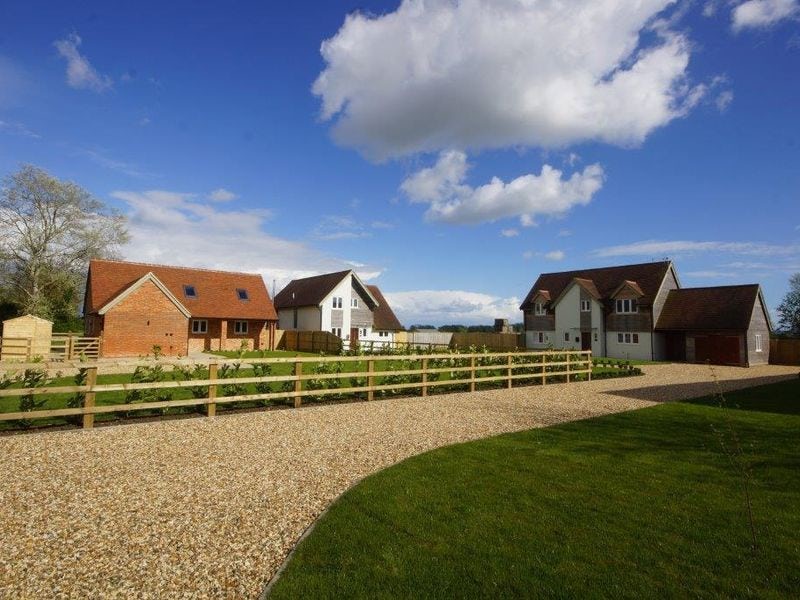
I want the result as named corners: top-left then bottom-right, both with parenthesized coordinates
top-left (655, 285), bottom-right (763, 331)
top-left (520, 261), bottom-right (672, 310)
top-left (85, 259), bottom-right (277, 320)
top-left (366, 285), bottom-right (403, 331)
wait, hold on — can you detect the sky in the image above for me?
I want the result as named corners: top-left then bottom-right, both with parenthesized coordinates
top-left (0, 0), bottom-right (798, 326)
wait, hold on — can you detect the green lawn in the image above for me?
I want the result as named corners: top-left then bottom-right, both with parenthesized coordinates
top-left (269, 378), bottom-right (800, 599)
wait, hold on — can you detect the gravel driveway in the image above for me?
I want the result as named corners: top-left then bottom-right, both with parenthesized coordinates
top-left (0, 363), bottom-right (796, 598)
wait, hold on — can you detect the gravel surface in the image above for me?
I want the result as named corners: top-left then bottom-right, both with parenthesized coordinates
top-left (0, 363), bottom-right (795, 598)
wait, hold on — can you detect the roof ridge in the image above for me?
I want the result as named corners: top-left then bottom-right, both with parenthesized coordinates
top-left (673, 284), bottom-right (760, 291)
top-left (537, 260), bottom-right (670, 277)
top-left (91, 258), bottom-right (264, 278)
top-left (282, 269), bottom-right (353, 285)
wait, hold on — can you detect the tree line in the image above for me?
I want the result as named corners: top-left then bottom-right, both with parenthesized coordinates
top-left (0, 165), bottom-right (128, 331)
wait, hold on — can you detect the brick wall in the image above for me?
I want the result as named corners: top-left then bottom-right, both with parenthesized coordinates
top-left (101, 280), bottom-right (189, 357)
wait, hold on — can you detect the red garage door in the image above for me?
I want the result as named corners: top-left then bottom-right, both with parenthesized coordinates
top-left (694, 335), bottom-right (741, 366)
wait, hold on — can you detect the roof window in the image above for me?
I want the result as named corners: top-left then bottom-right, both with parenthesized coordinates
top-left (184, 285), bottom-right (197, 299)
top-left (237, 288), bottom-right (249, 301)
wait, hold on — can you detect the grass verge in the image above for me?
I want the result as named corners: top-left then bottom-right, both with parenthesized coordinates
top-left (269, 378), bottom-right (800, 598)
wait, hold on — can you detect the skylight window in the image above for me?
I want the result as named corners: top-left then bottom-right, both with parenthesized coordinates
top-left (237, 288), bottom-right (249, 301)
top-left (184, 285), bottom-right (197, 299)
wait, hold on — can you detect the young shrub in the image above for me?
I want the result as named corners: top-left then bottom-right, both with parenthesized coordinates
top-left (17, 366), bottom-right (51, 428)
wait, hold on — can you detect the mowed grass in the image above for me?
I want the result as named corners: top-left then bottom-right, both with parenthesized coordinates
top-left (269, 378), bottom-right (800, 599)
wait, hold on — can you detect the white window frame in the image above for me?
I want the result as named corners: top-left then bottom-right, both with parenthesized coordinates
top-left (755, 333), bottom-right (763, 352)
top-left (331, 327), bottom-right (342, 338)
top-left (537, 332), bottom-right (544, 344)
top-left (534, 302), bottom-right (546, 316)
top-left (234, 320), bottom-right (248, 335)
top-left (191, 319), bottom-right (208, 334)
top-left (580, 300), bottom-right (591, 312)
top-left (615, 299), bottom-right (638, 314)
top-left (351, 297), bottom-right (359, 308)
top-left (332, 297), bottom-right (343, 309)
top-left (617, 332), bottom-right (639, 345)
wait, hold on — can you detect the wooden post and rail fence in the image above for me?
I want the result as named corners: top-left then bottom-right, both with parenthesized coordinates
top-left (0, 349), bottom-right (592, 429)
top-left (0, 334), bottom-right (101, 362)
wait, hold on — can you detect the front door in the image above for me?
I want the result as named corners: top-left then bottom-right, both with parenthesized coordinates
top-left (581, 331), bottom-right (592, 351)
top-left (350, 327), bottom-right (359, 350)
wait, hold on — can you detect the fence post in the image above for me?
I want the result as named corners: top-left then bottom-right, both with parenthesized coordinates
top-left (470, 356), bottom-right (476, 392)
top-left (421, 358), bottom-right (428, 397)
top-left (507, 354), bottom-right (513, 389)
top-left (207, 362), bottom-right (218, 417)
top-left (294, 360), bottom-right (302, 408)
top-left (82, 366), bottom-right (98, 429)
top-left (367, 359), bottom-right (375, 401)
top-left (587, 352), bottom-right (592, 381)
top-left (542, 353), bottom-right (547, 385)
top-left (566, 353), bottom-right (571, 383)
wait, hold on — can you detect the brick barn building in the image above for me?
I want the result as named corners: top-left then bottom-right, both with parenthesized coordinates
top-left (84, 259), bottom-right (278, 357)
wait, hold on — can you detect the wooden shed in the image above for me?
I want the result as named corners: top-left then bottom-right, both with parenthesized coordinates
top-left (1, 314), bottom-right (53, 361)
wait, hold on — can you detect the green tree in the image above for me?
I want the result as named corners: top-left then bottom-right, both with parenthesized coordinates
top-left (777, 273), bottom-right (800, 334)
top-left (0, 165), bottom-right (129, 321)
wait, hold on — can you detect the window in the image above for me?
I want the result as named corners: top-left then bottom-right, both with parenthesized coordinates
top-left (534, 302), bottom-right (546, 316)
top-left (351, 297), bottom-right (359, 308)
top-left (236, 288), bottom-right (249, 301)
top-left (332, 297), bottom-right (343, 309)
top-left (617, 332), bottom-right (639, 344)
top-left (378, 331), bottom-right (388, 337)
top-left (359, 328), bottom-right (367, 337)
top-left (564, 332), bottom-right (569, 342)
top-left (537, 332), bottom-right (544, 344)
top-left (184, 285), bottom-right (197, 299)
top-left (632, 333), bottom-right (639, 344)
top-left (594, 332), bottom-right (598, 342)
top-left (615, 299), bottom-right (638, 314)
top-left (617, 333), bottom-right (623, 343)
top-left (234, 320), bottom-right (248, 335)
top-left (755, 333), bottom-right (763, 352)
top-left (331, 327), bottom-right (342, 337)
top-left (581, 300), bottom-right (591, 312)
top-left (191, 319), bottom-right (207, 334)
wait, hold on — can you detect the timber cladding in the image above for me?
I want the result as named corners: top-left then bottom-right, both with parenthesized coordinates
top-left (769, 338), bottom-right (800, 365)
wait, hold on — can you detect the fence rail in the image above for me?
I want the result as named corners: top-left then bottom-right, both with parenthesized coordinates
top-left (0, 334), bottom-right (101, 362)
top-left (0, 350), bottom-right (592, 429)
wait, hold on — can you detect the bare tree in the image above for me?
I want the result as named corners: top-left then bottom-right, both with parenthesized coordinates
top-left (0, 165), bottom-right (129, 319)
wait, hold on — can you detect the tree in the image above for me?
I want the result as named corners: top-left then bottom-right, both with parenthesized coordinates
top-left (777, 273), bottom-right (800, 334)
top-left (0, 165), bottom-right (129, 320)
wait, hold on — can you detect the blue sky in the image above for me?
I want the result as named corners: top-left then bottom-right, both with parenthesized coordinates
top-left (1, 0), bottom-right (798, 325)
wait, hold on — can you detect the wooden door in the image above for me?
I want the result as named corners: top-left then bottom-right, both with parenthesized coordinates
top-left (350, 327), bottom-right (359, 350)
top-left (581, 331), bottom-right (592, 351)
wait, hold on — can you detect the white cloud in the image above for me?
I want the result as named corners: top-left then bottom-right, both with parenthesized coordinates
top-left (312, 215), bottom-right (372, 240)
top-left (370, 220), bottom-right (395, 229)
top-left (401, 150), bottom-right (604, 226)
top-left (558, 229), bottom-right (572, 237)
top-left (54, 33), bottom-right (112, 92)
top-left (593, 239), bottom-right (800, 257)
top-left (207, 188), bottom-right (238, 202)
top-left (522, 251), bottom-right (534, 260)
top-left (500, 228), bottom-right (519, 238)
top-left (544, 250), bottom-right (566, 261)
top-left (314, 0), bottom-right (705, 160)
top-left (0, 120), bottom-right (40, 139)
top-left (112, 190), bottom-right (379, 289)
top-left (139, 116), bottom-right (151, 127)
top-left (385, 289), bottom-right (520, 325)
top-left (732, 0), bottom-right (799, 30)
top-left (79, 148), bottom-right (153, 178)
top-left (715, 89), bottom-right (734, 112)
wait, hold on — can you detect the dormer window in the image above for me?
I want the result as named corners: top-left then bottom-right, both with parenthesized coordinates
top-left (236, 288), bottom-right (249, 301)
top-left (580, 300), bottom-right (591, 312)
top-left (183, 285), bottom-right (197, 299)
top-left (534, 302), bottom-right (546, 316)
top-left (616, 299), bottom-right (638, 314)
